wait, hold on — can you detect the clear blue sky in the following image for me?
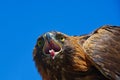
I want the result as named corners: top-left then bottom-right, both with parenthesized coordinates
top-left (0, 0), bottom-right (120, 80)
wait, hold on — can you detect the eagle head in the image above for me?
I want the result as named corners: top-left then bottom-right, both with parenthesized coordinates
top-left (33, 31), bottom-right (89, 80)
top-left (33, 31), bottom-right (73, 60)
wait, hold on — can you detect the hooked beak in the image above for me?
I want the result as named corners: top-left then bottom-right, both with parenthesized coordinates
top-left (43, 32), bottom-right (62, 59)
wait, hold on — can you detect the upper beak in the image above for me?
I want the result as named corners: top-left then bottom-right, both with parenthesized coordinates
top-left (45, 32), bottom-right (52, 43)
top-left (43, 32), bottom-right (62, 59)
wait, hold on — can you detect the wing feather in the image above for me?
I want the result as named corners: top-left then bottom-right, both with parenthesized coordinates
top-left (83, 25), bottom-right (120, 80)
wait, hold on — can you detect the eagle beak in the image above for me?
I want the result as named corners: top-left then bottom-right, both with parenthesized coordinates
top-left (43, 32), bottom-right (62, 59)
top-left (45, 33), bottom-right (52, 43)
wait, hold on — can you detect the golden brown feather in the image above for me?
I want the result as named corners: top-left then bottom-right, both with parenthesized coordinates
top-left (33, 25), bottom-right (120, 80)
top-left (83, 25), bottom-right (120, 80)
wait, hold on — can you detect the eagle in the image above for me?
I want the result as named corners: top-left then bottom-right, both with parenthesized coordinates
top-left (33, 25), bottom-right (120, 80)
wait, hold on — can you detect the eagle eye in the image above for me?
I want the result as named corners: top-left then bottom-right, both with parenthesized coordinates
top-left (37, 41), bottom-right (42, 47)
top-left (37, 38), bottom-right (44, 47)
top-left (60, 37), bottom-right (65, 42)
top-left (56, 34), bottom-right (65, 42)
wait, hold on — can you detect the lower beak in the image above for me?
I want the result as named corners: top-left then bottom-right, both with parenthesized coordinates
top-left (43, 33), bottom-right (62, 59)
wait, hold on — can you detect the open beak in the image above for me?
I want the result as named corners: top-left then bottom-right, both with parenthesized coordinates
top-left (43, 32), bottom-right (62, 59)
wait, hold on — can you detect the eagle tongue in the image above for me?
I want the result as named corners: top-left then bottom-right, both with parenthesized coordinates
top-left (49, 49), bottom-right (55, 59)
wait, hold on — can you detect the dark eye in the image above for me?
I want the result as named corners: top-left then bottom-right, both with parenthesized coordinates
top-left (37, 38), bottom-right (44, 47)
top-left (59, 36), bottom-right (65, 42)
top-left (37, 41), bottom-right (42, 47)
top-left (56, 34), bottom-right (65, 42)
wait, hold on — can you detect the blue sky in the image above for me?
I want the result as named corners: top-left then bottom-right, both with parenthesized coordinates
top-left (0, 0), bottom-right (120, 80)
